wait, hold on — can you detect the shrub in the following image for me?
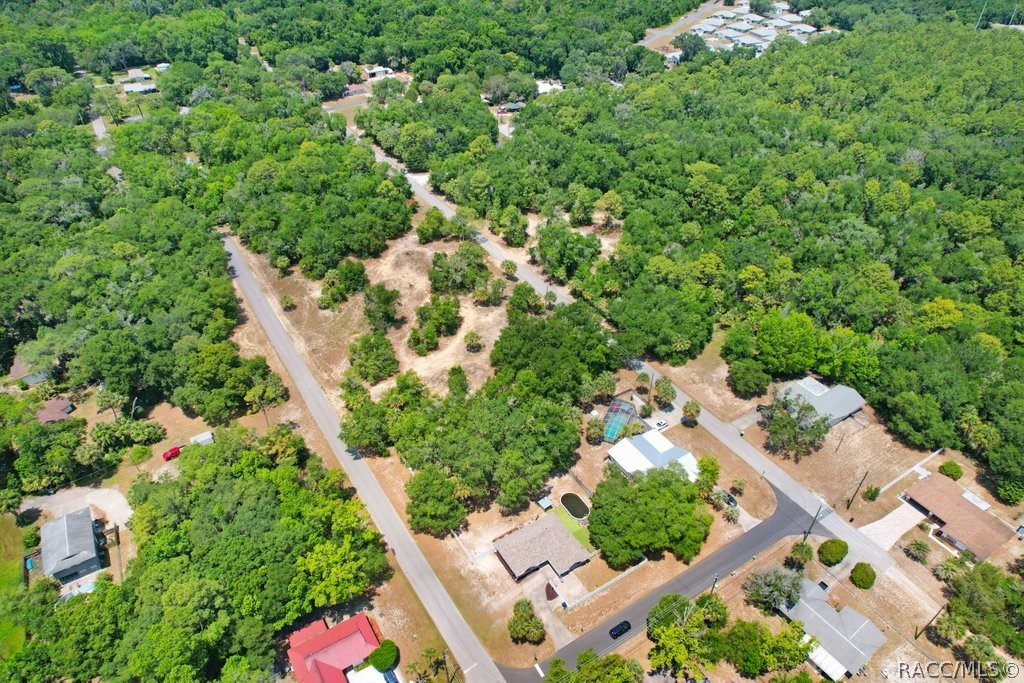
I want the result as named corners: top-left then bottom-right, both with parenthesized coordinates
top-left (862, 485), bottom-right (881, 501)
top-left (724, 507), bottom-right (740, 524)
top-left (22, 526), bottom-right (40, 550)
top-left (850, 562), bottom-right (876, 589)
top-left (640, 403), bottom-right (653, 418)
top-left (786, 541), bottom-right (814, 570)
top-left (507, 599), bottom-right (546, 644)
top-left (369, 640), bottom-right (398, 671)
top-left (817, 539), bottom-right (849, 566)
top-left (906, 539), bottom-right (931, 563)
top-left (938, 460), bottom-right (963, 481)
top-left (464, 330), bottom-right (483, 352)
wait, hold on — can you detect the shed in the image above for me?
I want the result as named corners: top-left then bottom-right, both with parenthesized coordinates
top-left (495, 515), bottom-right (591, 580)
top-left (36, 396), bottom-right (75, 423)
top-left (904, 475), bottom-right (1014, 561)
top-left (781, 376), bottom-right (865, 426)
top-left (362, 65), bottom-right (393, 80)
top-left (124, 83), bottom-right (158, 94)
top-left (537, 496), bottom-right (553, 511)
top-left (780, 579), bottom-right (885, 680)
top-left (41, 508), bottom-right (101, 583)
top-left (190, 431), bottom-right (215, 446)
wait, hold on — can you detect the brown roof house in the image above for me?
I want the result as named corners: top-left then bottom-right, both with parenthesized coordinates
top-left (495, 515), bottom-right (591, 581)
top-left (904, 475), bottom-right (1014, 561)
top-left (36, 396), bottom-right (75, 423)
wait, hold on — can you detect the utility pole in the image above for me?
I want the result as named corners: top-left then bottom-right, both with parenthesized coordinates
top-left (916, 602), bottom-right (947, 639)
top-left (803, 504), bottom-right (825, 542)
top-left (710, 573), bottom-right (719, 594)
top-left (847, 470), bottom-right (869, 510)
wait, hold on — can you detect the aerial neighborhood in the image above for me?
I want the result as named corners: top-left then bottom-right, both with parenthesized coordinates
top-left (0, 0), bottom-right (1022, 681)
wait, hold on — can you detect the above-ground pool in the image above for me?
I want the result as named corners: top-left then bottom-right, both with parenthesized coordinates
top-left (561, 492), bottom-right (590, 520)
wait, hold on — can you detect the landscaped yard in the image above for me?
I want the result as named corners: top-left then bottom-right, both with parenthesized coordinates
top-left (0, 514), bottom-right (25, 658)
top-left (550, 507), bottom-right (595, 552)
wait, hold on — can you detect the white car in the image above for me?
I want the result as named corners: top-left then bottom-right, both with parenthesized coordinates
top-left (654, 420), bottom-right (669, 430)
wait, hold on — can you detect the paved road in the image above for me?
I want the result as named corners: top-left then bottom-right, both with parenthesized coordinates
top-left (500, 485), bottom-right (819, 682)
top-left (637, 0), bottom-right (722, 47)
top-left (364, 137), bottom-right (894, 572)
top-left (222, 237), bottom-right (504, 683)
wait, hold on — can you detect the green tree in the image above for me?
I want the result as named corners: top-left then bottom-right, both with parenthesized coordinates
top-left (850, 562), bottom-right (876, 589)
top-left (648, 601), bottom-right (711, 678)
top-left (654, 376), bottom-right (677, 407)
top-left (350, 332), bottom-right (399, 384)
top-left (817, 539), bottom-right (849, 566)
top-left (743, 566), bottom-right (803, 612)
top-left (670, 33), bottom-right (709, 63)
top-left (507, 599), bottom-right (545, 644)
top-left (405, 465), bottom-right (467, 534)
top-left (786, 541), bottom-right (814, 570)
top-left (728, 359), bottom-right (771, 398)
top-left (695, 456), bottom-right (720, 497)
top-left (682, 400), bottom-right (701, 426)
top-left (364, 284), bottom-right (402, 332)
top-left (759, 393), bottom-right (831, 462)
top-left (905, 539), bottom-right (931, 564)
top-left (585, 417), bottom-right (605, 444)
top-left (547, 649), bottom-right (643, 683)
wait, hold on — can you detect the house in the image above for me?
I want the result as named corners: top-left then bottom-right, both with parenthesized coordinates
top-left (789, 23), bottom-right (818, 34)
top-left (190, 431), bottom-right (215, 446)
top-left (751, 26), bottom-right (779, 39)
top-left (691, 22), bottom-right (717, 34)
top-left (740, 13), bottom-right (766, 22)
top-left (781, 579), bottom-right (886, 680)
top-left (536, 79), bottom-right (563, 94)
top-left (361, 65), bottom-right (393, 80)
top-left (6, 354), bottom-right (48, 386)
top-left (727, 20), bottom-right (757, 31)
top-left (155, 62), bottom-right (171, 72)
top-left (41, 508), bottom-right (101, 583)
top-left (712, 10), bottom-right (737, 19)
top-left (778, 12), bottom-right (803, 22)
top-left (781, 376), bottom-right (865, 427)
top-left (608, 430), bottom-right (698, 480)
top-left (498, 101), bottom-right (526, 113)
top-left (735, 34), bottom-right (768, 49)
top-left (125, 68), bottom-right (150, 82)
top-left (765, 17), bottom-right (793, 29)
top-left (495, 515), bottom-right (591, 580)
top-left (36, 396), bottom-right (75, 424)
top-left (124, 83), bottom-right (158, 94)
top-left (716, 28), bottom-right (744, 40)
top-left (288, 612), bottom-right (383, 683)
top-left (663, 50), bottom-right (683, 66)
top-left (703, 16), bottom-right (727, 27)
top-left (904, 475), bottom-right (1014, 561)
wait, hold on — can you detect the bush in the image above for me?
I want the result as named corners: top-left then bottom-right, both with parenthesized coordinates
top-left (817, 539), bottom-right (849, 566)
top-left (850, 562), bottom-right (876, 589)
top-left (22, 526), bottom-right (40, 550)
top-left (727, 358), bottom-right (770, 397)
top-left (905, 539), bottom-right (931, 564)
top-left (507, 599), bottom-right (546, 644)
top-left (640, 403), bottom-right (653, 418)
top-left (724, 507), bottom-right (741, 524)
top-left (862, 485), bottom-right (881, 501)
top-left (786, 541), bottom-right (814, 570)
top-left (369, 640), bottom-right (398, 671)
top-left (939, 460), bottom-right (963, 480)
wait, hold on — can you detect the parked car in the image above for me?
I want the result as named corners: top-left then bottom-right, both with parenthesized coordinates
top-left (756, 404), bottom-right (769, 413)
top-left (723, 491), bottom-right (738, 507)
top-left (162, 445), bottom-right (182, 461)
top-left (654, 420), bottom-right (669, 430)
top-left (609, 620), bottom-right (631, 639)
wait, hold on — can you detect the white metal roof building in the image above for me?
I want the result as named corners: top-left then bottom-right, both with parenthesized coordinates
top-left (727, 20), bottom-right (757, 31)
top-left (716, 28), bottom-right (744, 40)
top-left (190, 431), bottom-right (215, 446)
top-left (789, 23), bottom-right (818, 33)
top-left (781, 580), bottom-right (886, 680)
top-left (712, 10), bottom-right (737, 18)
top-left (41, 508), bottom-right (101, 583)
top-left (740, 13), bottom-right (766, 22)
top-left (751, 26), bottom-right (779, 39)
top-left (765, 17), bottom-right (793, 28)
top-left (608, 430), bottom-right (698, 480)
top-left (782, 376), bottom-right (866, 427)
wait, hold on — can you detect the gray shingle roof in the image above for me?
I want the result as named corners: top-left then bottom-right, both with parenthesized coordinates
top-left (41, 508), bottom-right (99, 578)
top-left (781, 579), bottom-right (885, 676)
top-left (783, 376), bottom-right (865, 426)
top-left (495, 515), bottom-right (591, 579)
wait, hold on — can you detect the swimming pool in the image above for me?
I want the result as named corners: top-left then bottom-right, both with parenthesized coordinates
top-left (561, 492), bottom-right (590, 520)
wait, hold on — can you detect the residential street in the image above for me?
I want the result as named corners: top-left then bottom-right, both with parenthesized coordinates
top-left (363, 137), bottom-right (895, 574)
top-left (500, 485), bottom-right (817, 682)
top-left (222, 237), bottom-right (504, 683)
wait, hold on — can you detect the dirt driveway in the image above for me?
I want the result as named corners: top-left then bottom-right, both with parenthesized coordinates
top-left (21, 487), bottom-right (132, 526)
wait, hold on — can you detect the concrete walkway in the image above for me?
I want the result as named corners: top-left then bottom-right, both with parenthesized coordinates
top-left (521, 571), bottom-right (575, 648)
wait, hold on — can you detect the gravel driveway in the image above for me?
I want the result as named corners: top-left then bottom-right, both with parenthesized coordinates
top-left (21, 487), bottom-right (133, 526)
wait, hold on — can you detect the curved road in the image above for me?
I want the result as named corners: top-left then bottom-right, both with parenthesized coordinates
top-left (501, 484), bottom-right (819, 682)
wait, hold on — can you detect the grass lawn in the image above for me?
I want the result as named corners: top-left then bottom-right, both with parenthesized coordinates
top-left (550, 507), bottom-right (595, 552)
top-left (0, 514), bottom-right (25, 657)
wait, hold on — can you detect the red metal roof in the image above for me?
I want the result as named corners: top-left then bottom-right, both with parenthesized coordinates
top-left (288, 613), bottom-right (380, 683)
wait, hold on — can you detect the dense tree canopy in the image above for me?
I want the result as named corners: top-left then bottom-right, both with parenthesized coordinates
top-left (0, 427), bottom-right (388, 681)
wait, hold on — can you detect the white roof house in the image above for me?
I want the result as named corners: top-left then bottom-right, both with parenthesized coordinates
top-left (712, 10), bottom-right (737, 18)
top-left (740, 13), bottom-right (766, 22)
top-left (799, 8), bottom-right (815, 16)
top-left (727, 20), bottom-right (757, 31)
top-left (774, 1), bottom-right (791, 10)
top-left (124, 83), bottom-right (158, 94)
top-left (125, 68), bottom-right (150, 81)
top-left (765, 18), bottom-right (792, 28)
top-left (789, 23), bottom-right (818, 33)
top-left (782, 376), bottom-right (866, 426)
top-left (751, 26), bottom-right (779, 39)
top-left (703, 16), bottom-right (727, 27)
top-left (536, 79), bottom-right (563, 94)
top-left (716, 28), bottom-right (744, 39)
top-left (609, 430), bottom-right (698, 480)
top-left (736, 34), bottom-right (768, 47)
top-left (779, 12), bottom-right (803, 22)
top-left (155, 62), bottom-right (171, 72)
top-left (692, 22), bottom-right (717, 34)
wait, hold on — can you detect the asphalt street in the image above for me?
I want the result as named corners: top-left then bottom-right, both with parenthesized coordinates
top-left (223, 237), bottom-right (504, 683)
top-left (499, 485), bottom-right (819, 681)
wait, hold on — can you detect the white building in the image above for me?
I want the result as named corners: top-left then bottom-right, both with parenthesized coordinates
top-left (751, 26), bottom-right (779, 40)
top-left (712, 10), bottom-right (738, 19)
top-left (608, 430), bottom-right (698, 480)
top-left (727, 20), bottom-right (757, 31)
top-left (716, 28), bottom-right (744, 40)
top-left (789, 22), bottom-right (818, 34)
top-left (740, 13), bottom-right (766, 22)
